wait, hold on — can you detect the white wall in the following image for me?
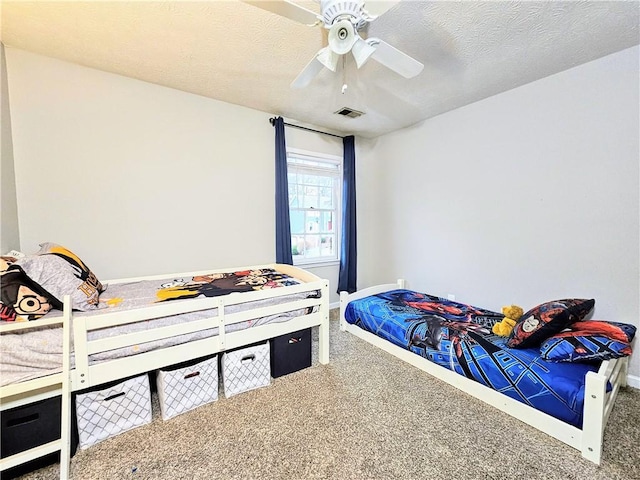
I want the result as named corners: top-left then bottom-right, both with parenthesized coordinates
top-left (1, 44), bottom-right (20, 253)
top-left (7, 45), bottom-right (638, 377)
top-left (359, 46), bottom-right (640, 379)
top-left (5, 48), bottom-right (343, 303)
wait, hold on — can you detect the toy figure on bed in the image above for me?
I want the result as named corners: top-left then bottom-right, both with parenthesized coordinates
top-left (492, 305), bottom-right (524, 336)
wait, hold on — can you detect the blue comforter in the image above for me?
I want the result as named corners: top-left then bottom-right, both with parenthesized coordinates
top-left (344, 290), bottom-right (600, 427)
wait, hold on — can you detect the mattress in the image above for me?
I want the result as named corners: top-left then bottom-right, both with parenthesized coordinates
top-left (1, 268), bottom-right (318, 386)
top-left (344, 289), bottom-right (601, 428)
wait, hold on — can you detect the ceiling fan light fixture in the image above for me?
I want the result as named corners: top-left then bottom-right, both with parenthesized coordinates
top-left (328, 19), bottom-right (357, 55)
top-left (317, 46), bottom-right (339, 72)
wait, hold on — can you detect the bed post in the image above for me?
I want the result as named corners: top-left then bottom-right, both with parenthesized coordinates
top-left (581, 370), bottom-right (607, 464)
top-left (318, 280), bottom-right (330, 364)
top-left (60, 296), bottom-right (72, 479)
top-left (620, 355), bottom-right (629, 388)
top-left (339, 291), bottom-right (348, 332)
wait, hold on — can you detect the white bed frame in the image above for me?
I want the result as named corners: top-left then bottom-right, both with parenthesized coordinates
top-left (0, 263), bottom-right (329, 479)
top-left (340, 280), bottom-right (630, 465)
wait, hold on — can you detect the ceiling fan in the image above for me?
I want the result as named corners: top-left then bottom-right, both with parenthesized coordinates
top-left (244, 0), bottom-right (424, 88)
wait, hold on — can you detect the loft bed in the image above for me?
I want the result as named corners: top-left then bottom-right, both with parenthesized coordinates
top-left (1, 261), bottom-right (329, 479)
top-left (339, 280), bottom-right (634, 465)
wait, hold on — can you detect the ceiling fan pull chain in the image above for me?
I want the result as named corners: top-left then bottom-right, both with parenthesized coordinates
top-left (342, 55), bottom-right (348, 94)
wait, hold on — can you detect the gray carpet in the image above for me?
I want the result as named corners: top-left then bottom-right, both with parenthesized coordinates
top-left (16, 310), bottom-right (640, 480)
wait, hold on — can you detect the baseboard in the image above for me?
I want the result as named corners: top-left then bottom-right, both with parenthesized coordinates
top-left (330, 301), bottom-right (340, 310)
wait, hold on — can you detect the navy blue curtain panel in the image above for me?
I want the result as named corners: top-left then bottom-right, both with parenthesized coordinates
top-left (338, 135), bottom-right (357, 293)
top-left (274, 117), bottom-right (293, 265)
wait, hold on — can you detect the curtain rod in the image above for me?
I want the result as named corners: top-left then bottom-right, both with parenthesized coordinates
top-left (269, 117), bottom-right (345, 139)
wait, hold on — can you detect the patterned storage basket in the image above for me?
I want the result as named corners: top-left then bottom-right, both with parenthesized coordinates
top-left (222, 342), bottom-right (271, 398)
top-left (157, 355), bottom-right (219, 420)
top-left (75, 374), bottom-right (152, 449)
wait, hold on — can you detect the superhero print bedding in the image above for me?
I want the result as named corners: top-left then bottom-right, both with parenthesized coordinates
top-left (343, 289), bottom-right (635, 428)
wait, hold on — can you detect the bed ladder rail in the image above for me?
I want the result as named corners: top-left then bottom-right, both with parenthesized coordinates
top-left (59, 296), bottom-right (73, 479)
top-left (0, 297), bottom-right (72, 479)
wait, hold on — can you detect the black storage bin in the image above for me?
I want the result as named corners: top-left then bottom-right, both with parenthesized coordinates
top-left (1, 396), bottom-right (78, 479)
top-left (270, 328), bottom-right (312, 378)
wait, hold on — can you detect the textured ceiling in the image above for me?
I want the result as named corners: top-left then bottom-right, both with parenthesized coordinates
top-left (1, 1), bottom-right (638, 138)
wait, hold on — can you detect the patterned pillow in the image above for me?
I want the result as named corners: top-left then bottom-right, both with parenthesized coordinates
top-left (14, 243), bottom-right (105, 312)
top-left (540, 321), bottom-right (636, 362)
top-left (0, 267), bottom-right (56, 321)
top-left (507, 298), bottom-right (595, 349)
top-left (0, 255), bottom-right (18, 273)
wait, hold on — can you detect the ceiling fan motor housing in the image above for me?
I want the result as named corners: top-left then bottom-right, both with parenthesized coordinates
top-left (321, 0), bottom-right (366, 28)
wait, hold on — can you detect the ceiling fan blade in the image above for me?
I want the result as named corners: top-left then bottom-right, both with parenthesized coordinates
top-left (291, 54), bottom-right (325, 88)
top-left (243, 1), bottom-right (319, 25)
top-left (352, 36), bottom-right (376, 68)
top-left (317, 46), bottom-right (340, 72)
top-left (367, 38), bottom-right (424, 78)
top-left (362, 0), bottom-right (401, 19)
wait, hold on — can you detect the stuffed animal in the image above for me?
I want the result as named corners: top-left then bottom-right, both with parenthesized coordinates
top-left (492, 305), bottom-right (524, 337)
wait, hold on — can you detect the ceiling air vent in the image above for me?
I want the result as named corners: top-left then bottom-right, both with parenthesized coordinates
top-left (334, 107), bottom-right (364, 119)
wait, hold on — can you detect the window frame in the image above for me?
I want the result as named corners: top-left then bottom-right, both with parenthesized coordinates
top-left (286, 147), bottom-right (343, 267)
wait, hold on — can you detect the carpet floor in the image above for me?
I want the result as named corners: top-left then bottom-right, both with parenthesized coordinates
top-left (12, 310), bottom-right (640, 480)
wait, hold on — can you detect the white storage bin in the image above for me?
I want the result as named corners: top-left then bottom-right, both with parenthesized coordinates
top-left (157, 355), bottom-right (219, 420)
top-left (75, 374), bottom-right (152, 449)
top-left (222, 342), bottom-right (271, 398)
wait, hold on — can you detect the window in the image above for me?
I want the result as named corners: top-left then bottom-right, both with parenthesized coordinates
top-left (287, 148), bottom-right (342, 265)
